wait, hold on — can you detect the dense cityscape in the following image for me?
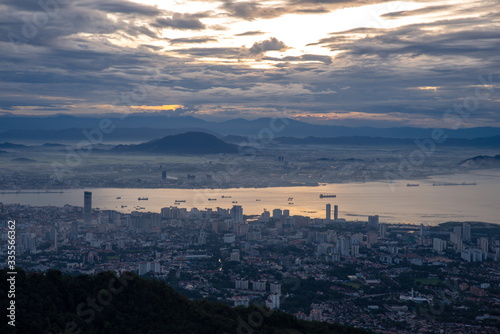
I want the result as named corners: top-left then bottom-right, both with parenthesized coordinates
top-left (2, 191), bottom-right (499, 333)
top-left (2, 0), bottom-right (500, 332)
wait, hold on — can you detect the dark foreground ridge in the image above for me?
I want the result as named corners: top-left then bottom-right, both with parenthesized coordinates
top-left (113, 131), bottom-right (239, 154)
top-left (0, 269), bottom-right (370, 334)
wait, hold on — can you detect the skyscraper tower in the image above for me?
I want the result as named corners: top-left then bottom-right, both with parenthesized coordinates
top-left (84, 191), bottom-right (92, 224)
top-left (334, 205), bottom-right (338, 220)
top-left (231, 205), bottom-right (243, 223)
top-left (326, 204), bottom-right (331, 220)
top-left (379, 223), bottom-right (387, 238)
top-left (462, 223), bottom-right (471, 242)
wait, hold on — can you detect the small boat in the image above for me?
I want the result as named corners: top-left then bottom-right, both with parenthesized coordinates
top-left (116, 197), bottom-right (121, 199)
top-left (232, 201), bottom-right (238, 203)
top-left (288, 197), bottom-right (293, 201)
top-left (121, 205), bottom-right (127, 208)
top-left (175, 200), bottom-right (186, 202)
top-left (319, 193), bottom-right (336, 198)
top-left (138, 197), bottom-right (148, 200)
top-left (407, 184), bottom-right (419, 187)
top-left (288, 202), bottom-right (294, 205)
top-left (222, 195), bottom-right (232, 198)
top-left (208, 198), bottom-right (217, 201)
top-left (256, 199), bottom-right (261, 201)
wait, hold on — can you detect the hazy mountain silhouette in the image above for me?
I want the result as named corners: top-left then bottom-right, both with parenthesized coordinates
top-left (461, 154), bottom-right (500, 168)
top-left (0, 142), bottom-right (28, 149)
top-left (1, 114), bottom-right (500, 139)
top-left (225, 135), bottom-right (500, 148)
top-left (113, 132), bottom-right (239, 154)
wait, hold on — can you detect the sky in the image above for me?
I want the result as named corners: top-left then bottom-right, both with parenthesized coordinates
top-left (1, 0), bottom-right (499, 127)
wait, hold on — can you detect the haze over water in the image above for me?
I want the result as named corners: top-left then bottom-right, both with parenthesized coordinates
top-left (2, 170), bottom-right (499, 226)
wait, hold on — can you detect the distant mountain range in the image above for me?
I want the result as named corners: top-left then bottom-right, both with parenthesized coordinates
top-left (1, 114), bottom-right (500, 139)
top-left (261, 135), bottom-right (500, 148)
top-left (0, 142), bottom-right (28, 149)
top-left (461, 154), bottom-right (500, 168)
top-left (112, 132), bottom-right (239, 154)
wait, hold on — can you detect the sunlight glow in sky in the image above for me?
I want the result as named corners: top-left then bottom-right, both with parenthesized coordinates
top-left (1, 0), bottom-right (499, 127)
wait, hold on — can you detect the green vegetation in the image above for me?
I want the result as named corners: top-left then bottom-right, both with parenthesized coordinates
top-left (343, 282), bottom-right (362, 290)
top-left (0, 268), bottom-right (370, 334)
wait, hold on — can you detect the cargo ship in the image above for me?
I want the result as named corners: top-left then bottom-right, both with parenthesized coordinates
top-left (433, 182), bottom-right (477, 186)
top-left (319, 193), bottom-right (336, 198)
top-left (138, 197), bottom-right (148, 200)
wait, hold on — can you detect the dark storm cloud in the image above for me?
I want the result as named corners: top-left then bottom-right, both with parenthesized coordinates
top-left (152, 13), bottom-right (206, 30)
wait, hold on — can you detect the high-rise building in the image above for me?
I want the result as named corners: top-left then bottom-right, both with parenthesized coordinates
top-left (266, 294), bottom-right (280, 310)
top-left (70, 221), bottom-right (79, 239)
top-left (339, 236), bottom-right (351, 256)
top-left (252, 280), bottom-right (266, 291)
top-left (368, 215), bottom-right (379, 227)
top-left (478, 237), bottom-right (489, 253)
top-left (235, 279), bottom-right (249, 290)
top-left (231, 205), bottom-right (243, 223)
top-left (450, 232), bottom-right (461, 245)
top-left (351, 243), bottom-right (360, 257)
top-left (463, 223), bottom-right (471, 242)
top-left (230, 250), bottom-right (240, 262)
top-left (333, 205), bottom-right (338, 220)
top-left (366, 232), bottom-right (378, 247)
top-left (379, 223), bottom-right (387, 238)
top-left (270, 282), bottom-right (282, 295)
top-left (325, 204), bottom-right (331, 220)
top-left (283, 209), bottom-right (290, 217)
top-left (138, 262), bottom-right (161, 275)
top-left (309, 309), bottom-right (323, 322)
top-left (84, 191), bottom-right (92, 224)
top-left (272, 208), bottom-right (283, 219)
top-left (433, 238), bottom-right (446, 252)
top-left (53, 229), bottom-right (58, 250)
top-left (454, 239), bottom-right (464, 252)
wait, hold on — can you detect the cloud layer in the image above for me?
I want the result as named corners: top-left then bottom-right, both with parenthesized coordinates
top-left (1, 0), bottom-right (499, 127)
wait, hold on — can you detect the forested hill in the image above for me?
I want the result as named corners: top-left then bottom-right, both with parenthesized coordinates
top-left (0, 269), bottom-right (370, 334)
